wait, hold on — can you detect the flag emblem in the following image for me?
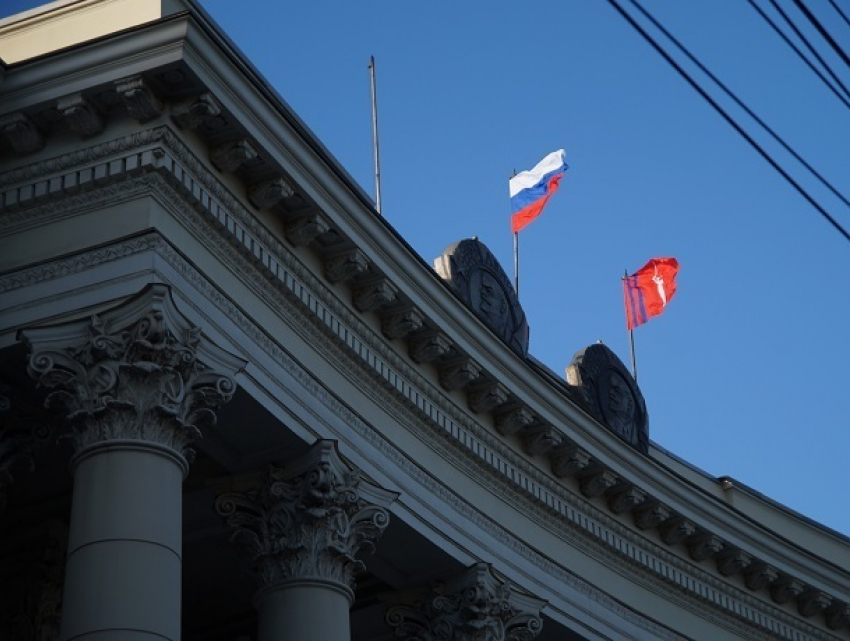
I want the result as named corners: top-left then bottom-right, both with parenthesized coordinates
top-left (623, 257), bottom-right (679, 330)
top-left (509, 149), bottom-right (569, 233)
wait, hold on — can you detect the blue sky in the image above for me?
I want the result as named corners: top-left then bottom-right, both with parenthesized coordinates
top-left (4, 1), bottom-right (849, 538)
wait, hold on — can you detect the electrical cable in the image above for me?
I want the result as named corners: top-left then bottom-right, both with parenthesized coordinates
top-left (827, 0), bottom-right (850, 32)
top-left (745, 0), bottom-right (850, 109)
top-left (765, 0), bottom-right (850, 102)
top-left (627, 0), bottom-right (850, 213)
top-left (792, 0), bottom-right (850, 73)
top-left (606, 0), bottom-right (850, 243)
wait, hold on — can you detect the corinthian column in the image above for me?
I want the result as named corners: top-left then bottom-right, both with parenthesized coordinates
top-left (19, 284), bottom-right (245, 641)
top-left (216, 440), bottom-right (398, 641)
top-left (384, 563), bottom-right (547, 641)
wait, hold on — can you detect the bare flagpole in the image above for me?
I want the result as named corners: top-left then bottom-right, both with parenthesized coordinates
top-left (369, 55), bottom-right (382, 215)
top-left (624, 269), bottom-right (638, 382)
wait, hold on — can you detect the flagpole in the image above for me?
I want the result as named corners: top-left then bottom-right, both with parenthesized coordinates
top-left (511, 169), bottom-right (519, 297)
top-left (513, 231), bottom-right (520, 297)
top-left (624, 269), bottom-right (638, 382)
top-left (369, 55), bottom-right (382, 215)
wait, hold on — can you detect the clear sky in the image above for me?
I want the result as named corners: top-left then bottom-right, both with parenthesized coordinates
top-left (3, 1), bottom-right (848, 538)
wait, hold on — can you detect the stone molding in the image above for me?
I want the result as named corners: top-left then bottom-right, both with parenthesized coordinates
top-left (384, 563), bottom-right (545, 641)
top-left (2, 132), bottom-right (847, 639)
top-left (18, 284), bottom-right (246, 470)
top-left (215, 440), bottom-right (397, 599)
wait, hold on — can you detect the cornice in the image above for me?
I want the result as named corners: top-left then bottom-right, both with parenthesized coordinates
top-left (1, 34), bottom-right (847, 638)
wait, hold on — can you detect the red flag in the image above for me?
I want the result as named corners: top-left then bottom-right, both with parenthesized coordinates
top-left (623, 257), bottom-right (679, 330)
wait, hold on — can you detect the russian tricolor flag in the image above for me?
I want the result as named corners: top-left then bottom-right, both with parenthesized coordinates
top-left (509, 149), bottom-right (569, 233)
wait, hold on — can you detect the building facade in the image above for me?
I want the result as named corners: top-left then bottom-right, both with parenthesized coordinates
top-left (0, 1), bottom-right (848, 639)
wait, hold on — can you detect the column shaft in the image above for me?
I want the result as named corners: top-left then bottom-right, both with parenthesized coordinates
top-left (256, 582), bottom-right (351, 641)
top-left (60, 444), bottom-right (184, 641)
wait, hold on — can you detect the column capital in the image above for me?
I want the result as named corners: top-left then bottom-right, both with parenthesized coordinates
top-left (385, 563), bottom-right (546, 641)
top-left (216, 440), bottom-right (397, 599)
top-left (19, 284), bottom-right (246, 470)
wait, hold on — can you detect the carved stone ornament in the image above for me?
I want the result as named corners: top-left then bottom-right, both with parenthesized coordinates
top-left (285, 214), bottom-right (330, 247)
top-left (324, 249), bottom-right (369, 284)
top-left (687, 532), bottom-right (724, 562)
top-left (215, 440), bottom-right (398, 598)
top-left (467, 381), bottom-right (509, 414)
top-left (522, 424), bottom-right (561, 456)
top-left (578, 467), bottom-right (618, 498)
top-left (381, 307), bottom-right (425, 340)
top-left (565, 343), bottom-right (649, 454)
top-left (384, 563), bottom-right (546, 641)
top-left (353, 278), bottom-right (398, 313)
top-left (494, 406), bottom-right (534, 436)
top-left (606, 484), bottom-right (646, 515)
top-left (633, 501), bottom-right (670, 530)
top-left (549, 443), bottom-right (591, 478)
top-left (211, 139), bottom-right (258, 172)
top-left (57, 93), bottom-right (104, 137)
top-left (716, 548), bottom-right (751, 577)
top-left (18, 284), bottom-right (246, 469)
top-left (770, 576), bottom-right (805, 604)
top-left (0, 112), bottom-right (45, 155)
top-left (247, 176), bottom-right (295, 209)
top-left (433, 238), bottom-right (529, 356)
top-left (743, 562), bottom-right (778, 591)
top-left (409, 332), bottom-right (452, 364)
top-left (171, 93), bottom-right (223, 130)
top-left (438, 357), bottom-right (482, 391)
top-left (114, 76), bottom-right (163, 122)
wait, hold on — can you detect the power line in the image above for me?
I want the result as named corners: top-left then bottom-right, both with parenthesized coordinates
top-left (792, 0), bottom-right (850, 74)
top-left (827, 0), bottom-right (850, 33)
top-left (745, 0), bottom-right (850, 110)
top-left (764, 0), bottom-right (850, 102)
top-left (606, 0), bottom-right (850, 243)
top-left (627, 0), bottom-right (850, 213)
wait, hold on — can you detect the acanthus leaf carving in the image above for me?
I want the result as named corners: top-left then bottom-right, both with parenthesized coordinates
top-left (409, 332), bottom-right (452, 364)
top-left (216, 440), bottom-right (397, 596)
top-left (115, 76), bottom-right (163, 122)
top-left (19, 284), bottom-right (244, 466)
top-left (0, 113), bottom-right (45, 155)
top-left (467, 381), bottom-right (509, 414)
top-left (522, 424), bottom-right (562, 456)
top-left (384, 563), bottom-right (545, 641)
top-left (247, 176), bottom-right (294, 209)
top-left (171, 93), bottom-right (223, 130)
top-left (324, 249), bottom-right (369, 284)
top-left (285, 214), bottom-right (330, 246)
top-left (381, 307), bottom-right (425, 341)
top-left (57, 94), bottom-right (104, 137)
top-left (211, 139), bottom-right (257, 172)
top-left (494, 406), bottom-right (534, 437)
